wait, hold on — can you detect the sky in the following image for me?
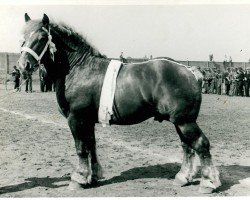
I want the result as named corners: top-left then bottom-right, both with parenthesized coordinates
top-left (1, 1), bottom-right (250, 61)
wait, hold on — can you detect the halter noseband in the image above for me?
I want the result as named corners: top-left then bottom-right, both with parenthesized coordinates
top-left (21, 27), bottom-right (56, 64)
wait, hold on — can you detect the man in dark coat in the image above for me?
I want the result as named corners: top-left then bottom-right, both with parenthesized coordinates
top-left (120, 52), bottom-right (124, 62)
top-left (39, 64), bottom-right (47, 92)
top-left (10, 65), bottom-right (20, 91)
top-left (203, 68), bottom-right (212, 94)
top-left (216, 69), bottom-right (222, 95)
top-left (236, 67), bottom-right (244, 96)
top-left (244, 67), bottom-right (250, 97)
top-left (224, 68), bottom-right (231, 95)
top-left (209, 68), bottom-right (217, 94)
top-left (25, 71), bottom-right (33, 93)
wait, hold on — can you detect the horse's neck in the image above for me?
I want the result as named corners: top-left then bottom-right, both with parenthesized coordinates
top-left (66, 50), bottom-right (93, 70)
top-left (51, 27), bottom-right (96, 69)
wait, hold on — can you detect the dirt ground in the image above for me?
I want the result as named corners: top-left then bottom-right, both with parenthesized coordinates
top-left (0, 83), bottom-right (249, 197)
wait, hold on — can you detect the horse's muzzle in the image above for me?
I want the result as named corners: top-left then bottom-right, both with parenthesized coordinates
top-left (18, 59), bottom-right (39, 78)
top-left (18, 58), bottom-right (30, 72)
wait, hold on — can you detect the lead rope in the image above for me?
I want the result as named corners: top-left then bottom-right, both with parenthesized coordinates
top-left (0, 78), bottom-right (27, 102)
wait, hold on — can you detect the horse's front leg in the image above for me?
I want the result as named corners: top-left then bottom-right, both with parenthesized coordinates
top-left (67, 113), bottom-right (102, 190)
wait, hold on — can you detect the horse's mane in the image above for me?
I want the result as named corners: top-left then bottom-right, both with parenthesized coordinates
top-left (22, 20), bottom-right (106, 59)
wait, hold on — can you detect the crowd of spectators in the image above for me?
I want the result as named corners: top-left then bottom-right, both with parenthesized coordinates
top-left (201, 66), bottom-right (250, 97)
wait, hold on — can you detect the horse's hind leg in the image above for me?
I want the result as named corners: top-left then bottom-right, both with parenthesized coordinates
top-left (173, 140), bottom-right (197, 186)
top-left (67, 113), bottom-right (102, 190)
top-left (175, 122), bottom-right (221, 193)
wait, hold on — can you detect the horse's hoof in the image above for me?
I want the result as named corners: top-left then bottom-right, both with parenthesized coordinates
top-left (198, 186), bottom-right (215, 194)
top-left (87, 174), bottom-right (93, 184)
top-left (71, 171), bottom-right (88, 185)
top-left (173, 172), bottom-right (189, 186)
top-left (214, 179), bottom-right (221, 188)
top-left (92, 163), bottom-right (104, 180)
top-left (198, 179), bottom-right (217, 194)
top-left (68, 181), bottom-right (83, 190)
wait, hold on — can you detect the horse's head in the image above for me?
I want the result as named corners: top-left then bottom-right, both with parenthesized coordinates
top-left (18, 13), bottom-right (56, 77)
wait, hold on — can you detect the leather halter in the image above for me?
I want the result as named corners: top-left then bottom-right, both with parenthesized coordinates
top-left (21, 27), bottom-right (56, 63)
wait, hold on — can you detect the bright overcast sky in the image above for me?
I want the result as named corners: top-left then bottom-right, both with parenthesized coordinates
top-left (1, 1), bottom-right (250, 61)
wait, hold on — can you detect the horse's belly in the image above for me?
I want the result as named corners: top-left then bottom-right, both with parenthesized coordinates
top-left (110, 106), bottom-right (153, 125)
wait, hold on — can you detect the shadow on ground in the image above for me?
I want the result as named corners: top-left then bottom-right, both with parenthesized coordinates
top-left (99, 162), bottom-right (180, 186)
top-left (216, 165), bottom-right (250, 193)
top-left (98, 164), bottom-right (250, 194)
top-left (0, 163), bottom-right (249, 195)
top-left (0, 176), bottom-right (70, 195)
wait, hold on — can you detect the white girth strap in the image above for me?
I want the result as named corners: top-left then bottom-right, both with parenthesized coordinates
top-left (21, 27), bottom-right (56, 62)
top-left (98, 60), bottom-right (122, 127)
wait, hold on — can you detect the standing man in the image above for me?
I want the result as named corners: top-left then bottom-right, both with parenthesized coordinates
top-left (244, 67), bottom-right (250, 97)
top-left (39, 64), bottom-right (47, 92)
top-left (216, 69), bottom-right (222, 95)
top-left (120, 52), bottom-right (124, 62)
top-left (10, 65), bottom-right (20, 91)
top-left (236, 67), bottom-right (244, 96)
top-left (224, 68), bottom-right (231, 95)
top-left (209, 68), bottom-right (216, 94)
top-left (203, 68), bottom-right (212, 94)
top-left (25, 70), bottom-right (33, 93)
top-left (229, 68), bottom-right (237, 96)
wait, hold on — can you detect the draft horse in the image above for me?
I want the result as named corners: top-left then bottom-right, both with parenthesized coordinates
top-left (18, 13), bottom-right (221, 193)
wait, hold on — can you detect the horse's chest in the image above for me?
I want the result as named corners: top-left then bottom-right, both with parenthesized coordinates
top-left (65, 73), bottom-right (97, 110)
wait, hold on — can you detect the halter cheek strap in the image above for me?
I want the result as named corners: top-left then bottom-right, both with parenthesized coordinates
top-left (21, 27), bottom-right (57, 63)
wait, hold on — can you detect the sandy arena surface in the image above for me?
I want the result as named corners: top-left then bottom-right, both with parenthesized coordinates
top-left (0, 83), bottom-right (249, 197)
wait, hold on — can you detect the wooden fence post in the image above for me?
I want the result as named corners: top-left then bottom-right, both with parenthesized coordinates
top-left (5, 53), bottom-right (9, 89)
top-left (5, 53), bottom-right (9, 74)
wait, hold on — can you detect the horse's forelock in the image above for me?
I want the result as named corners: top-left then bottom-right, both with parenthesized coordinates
top-left (22, 20), bottom-right (43, 36)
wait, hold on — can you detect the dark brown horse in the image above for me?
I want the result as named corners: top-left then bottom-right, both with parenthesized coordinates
top-left (17, 13), bottom-right (221, 193)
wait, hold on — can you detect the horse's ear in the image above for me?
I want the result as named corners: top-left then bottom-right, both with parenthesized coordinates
top-left (24, 13), bottom-right (31, 22)
top-left (42, 14), bottom-right (50, 27)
